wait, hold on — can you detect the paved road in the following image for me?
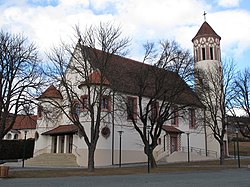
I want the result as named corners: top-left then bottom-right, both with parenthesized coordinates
top-left (1, 169), bottom-right (249, 187)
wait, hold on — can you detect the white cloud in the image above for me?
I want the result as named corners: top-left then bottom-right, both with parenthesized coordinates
top-left (58, 0), bottom-right (89, 8)
top-left (0, 0), bottom-right (250, 68)
top-left (206, 10), bottom-right (250, 60)
top-left (0, 0), bottom-right (114, 52)
top-left (113, 0), bottom-right (210, 58)
top-left (218, 0), bottom-right (240, 8)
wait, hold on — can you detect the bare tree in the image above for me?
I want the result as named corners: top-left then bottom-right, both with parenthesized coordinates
top-left (196, 59), bottom-right (235, 164)
top-left (0, 31), bottom-right (43, 146)
top-left (230, 68), bottom-right (250, 138)
top-left (155, 40), bottom-right (194, 83)
top-left (44, 22), bottom-right (130, 172)
top-left (117, 40), bottom-right (202, 168)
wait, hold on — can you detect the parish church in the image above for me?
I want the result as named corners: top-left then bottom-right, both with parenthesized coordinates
top-left (27, 20), bottom-right (227, 167)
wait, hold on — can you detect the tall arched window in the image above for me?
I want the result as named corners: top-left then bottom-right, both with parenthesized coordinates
top-left (202, 47), bottom-right (206, 60)
top-left (195, 49), bottom-right (199, 62)
top-left (210, 47), bottom-right (214, 60)
top-left (6, 133), bottom-right (12, 139)
top-left (14, 134), bottom-right (18, 139)
top-left (217, 48), bottom-right (221, 61)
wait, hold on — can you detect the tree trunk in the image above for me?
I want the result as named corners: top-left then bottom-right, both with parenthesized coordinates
top-left (0, 139), bottom-right (2, 153)
top-left (150, 151), bottom-right (157, 168)
top-left (88, 146), bottom-right (95, 172)
top-left (147, 147), bottom-right (157, 169)
top-left (219, 141), bottom-right (225, 165)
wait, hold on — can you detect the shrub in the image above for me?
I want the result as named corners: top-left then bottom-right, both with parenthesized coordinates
top-left (0, 139), bottom-right (35, 160)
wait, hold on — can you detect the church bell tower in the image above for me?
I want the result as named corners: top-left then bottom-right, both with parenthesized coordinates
top-left (192, 21), bottom-right (221, 72)
top-left (192, 19), bottom-right (228, 157)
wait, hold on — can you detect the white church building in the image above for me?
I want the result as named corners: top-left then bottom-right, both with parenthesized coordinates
top-left (28, 21), bottom-right (226, 167)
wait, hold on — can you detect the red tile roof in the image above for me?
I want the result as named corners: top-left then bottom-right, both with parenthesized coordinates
top-left (192, 21), bottom-right (221, 42)
top-left (12, 115), bottom-right (37, 130)
top-left (83, 47), bottom-right (203, 107)
top-left (38, 85), bottom-right (63, 100)
top-left (42, 125), bottom-right (78, 135)
top-left (39, 47), bottom-right (203, 108)
top-left (162, 125), bottom-right (183, 134)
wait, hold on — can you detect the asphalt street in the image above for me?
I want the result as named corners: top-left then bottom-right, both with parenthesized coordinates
top-left (0, 168), bottom-right (250, 187)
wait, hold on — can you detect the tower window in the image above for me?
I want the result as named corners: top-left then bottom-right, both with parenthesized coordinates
top-left (217, 48), bottom-right (221, 61)
top-left (210, 47), bottom-right (214, 60)
top-left (202, 48), bottom-right (206, 60)
top-left (195, 49), bottom-right (198, 62)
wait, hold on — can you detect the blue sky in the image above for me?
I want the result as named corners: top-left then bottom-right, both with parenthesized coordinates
top-left (0, 0), bottom-right (249, 70)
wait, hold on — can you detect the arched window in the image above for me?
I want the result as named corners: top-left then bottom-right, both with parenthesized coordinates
top-left (151, 101), bottom-right (159, 121)
top-left (101, 96), bottom-right (111, 111)
top-left (195, 49), bottom-right (199, 62)
top-left (171, 107), bottom-right (179, 126)
top-left (6, 133), bottom-right (12, 139)
top-left (217, 48), bottom-right (221, 61)
top-left (14, 134), bottom-right (18, 139)
top-left (202, 47), bottom-right (206, 60)
top-left (210, 47), bottom-right (214, 60)
top-left (127, 97), bottom-right (137, 120)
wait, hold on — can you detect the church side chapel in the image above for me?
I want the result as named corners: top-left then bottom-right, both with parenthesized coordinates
top-left (27, 19), bottom-right (227, 167)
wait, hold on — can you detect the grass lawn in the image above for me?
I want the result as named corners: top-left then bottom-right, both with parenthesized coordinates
top-left (8, 158), bottom-right (250, 178)
top-left (228, 141), bottom-right (250, 156)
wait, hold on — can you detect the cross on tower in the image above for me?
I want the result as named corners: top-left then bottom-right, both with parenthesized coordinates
top-left (203, 11), bottom-right (207, 21)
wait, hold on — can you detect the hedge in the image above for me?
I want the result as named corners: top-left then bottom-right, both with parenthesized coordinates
top-left (0, 139), bottom-right (35, 160)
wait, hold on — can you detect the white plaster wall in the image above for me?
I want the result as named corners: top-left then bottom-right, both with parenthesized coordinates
top-left (34, 118), bottom-right (53, 156)
top-left (72, 124), bottom-right (147, 166)
top-left (155, 107), bottom-right (208, 156)
top-left (33, 137), bottom-right (51, 156)
top-left (194, 57), bottom-right (225, 158)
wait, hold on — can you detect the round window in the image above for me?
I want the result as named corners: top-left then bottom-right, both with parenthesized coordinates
top-left (101, 126), bottom-right (110, 139)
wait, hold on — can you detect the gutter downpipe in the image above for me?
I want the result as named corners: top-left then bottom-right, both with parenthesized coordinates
top-left (111, 92), bottom-right (115, 165)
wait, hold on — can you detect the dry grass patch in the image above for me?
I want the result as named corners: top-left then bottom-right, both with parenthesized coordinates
top-left (9, 158), bottom-right (250, 178)
top-left (229, 141), bottom-right (250, 156)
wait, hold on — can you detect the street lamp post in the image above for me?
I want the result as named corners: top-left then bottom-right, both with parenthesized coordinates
top-left (233, 139), bottom-right (236, 160)
top-left (117, 130), bottom-right (124, 168)
top-left (186, 132), bottom-right (190, 163)
top-left (22, 130), bottom-right (28, 168)
top-left (146, 125), bottom-right (151, 173)
top-left (236, 130), bottom-right (240, 168)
